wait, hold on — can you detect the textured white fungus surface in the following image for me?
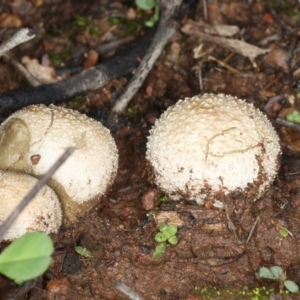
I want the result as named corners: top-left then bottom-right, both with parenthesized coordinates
top-left (146, 94), bottom-right (281, 204)
top-left (0, 171), bottom-right (62, 241)
top-left (0, 104), bottom-right (118, 205)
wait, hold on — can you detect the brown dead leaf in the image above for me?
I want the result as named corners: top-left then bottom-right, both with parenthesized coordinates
top-left (0, 13), bottom-right (22, 28)
top-left (182, 19), bottom-right (270, 59)
top-left (262, 47), bottom-right (289, 73)
top-left (22, 56), bottom-right (57, 84)
top-left (191, 20), bottom-right (239, 37)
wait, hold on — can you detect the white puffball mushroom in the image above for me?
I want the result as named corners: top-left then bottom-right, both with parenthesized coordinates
top-left (0, 105), bottom-right (118, 222)
top-left (146, 94), bottom-right (281, 205)
top-left (0, 171), bottom-right (62, 241)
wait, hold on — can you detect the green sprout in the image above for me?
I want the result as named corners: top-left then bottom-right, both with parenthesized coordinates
top-left (155, 195), bottom-right (169, 204)
top-left (70, 96), bottom-right (85, 104)
top-left (0, 232), bottom-right (54, 284)
top-left (135, 0), bottom-right (159, 27)
top-left (194, 285), bottom-right (280, 299)
top-left (146, 210), bottom-right (154, 217)
top-left (153, 223), bottom-right (178, 258)
top-left (259, 266), bottom-right (299, 293)
top-left (286, 110), bottom-right (300, 123)
top-left (279, 228), bottom-right (289, 238)
top-left (75, 246), bottom-right (92, 258)
top-left (75, 15), bottom-right (100, 37)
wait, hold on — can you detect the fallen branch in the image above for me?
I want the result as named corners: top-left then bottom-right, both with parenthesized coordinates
top-left (0, 29), bottom-right (154, 115)
top-left (112, 0), bottom-right (182, 114)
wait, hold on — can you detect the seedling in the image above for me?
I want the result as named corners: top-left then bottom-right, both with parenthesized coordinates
top-left (135, 0), bottom-right (159, 27)
top-left (75, 246), bottom-right (92, 258)
top-left (279, 228), bottom-right (289, 238)
top-left (0, 232), bottom-right (53, 284)
top-left (286, 110), bottom-right (300, 123)
top-left (75, 15), bottom-right (100, 37)
top-left (155, 195), bottom-right (169, 204)
top-left (153, 223), bottom-right (178, 258)
top-left (259, 266), bottom-right (299, 293)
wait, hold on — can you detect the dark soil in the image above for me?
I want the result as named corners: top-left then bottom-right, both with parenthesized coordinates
top-left (1, 0), bottom-right (300, 299)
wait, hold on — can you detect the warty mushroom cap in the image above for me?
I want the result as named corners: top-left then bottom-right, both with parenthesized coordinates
top-left (146, 93), bottom-right (281, 204)
top-left (0, 171), bottom-right (62, 241)
top-left (0, 104), bottom-right (118, 221)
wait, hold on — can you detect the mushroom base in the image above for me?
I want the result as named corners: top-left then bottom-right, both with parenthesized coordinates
top-left (48, 179), bottom-right (101, 222)
top-left (149, 155), bottom-right (280, 207)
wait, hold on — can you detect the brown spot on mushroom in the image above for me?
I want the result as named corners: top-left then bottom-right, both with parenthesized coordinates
top-left (30, 154), bottom-right (41, 165)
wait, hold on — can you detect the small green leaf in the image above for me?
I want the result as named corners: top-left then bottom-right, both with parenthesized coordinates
top-left (146, 210), bottom-right (154, 217)
top-left (75, 246), bottom-right (92, 258)
top-left (155, 242), bottom-right (167, 252)
top-left (135, 0), bottom-right (156, 10)
top-left (259, 267), bottom-right (278, 280)
top-left (152, 249), bottom-right (163, 259)
top-left (166, 225), bottom-right (177, 236)
top-left (155, 195), bottom-right (169, 204)
top-left (270, 266), bottom-right (283, 278)
top-left (155, 232), bottom-right (167, 242)
top-left (162, 230), bottom-right (172, 239)
top-left (284, 280), bottom-right (299, 293)
top-left (168, 235), bottom-right (178, 245)
top-left (0, 232), bottom-right (53, 283)
top-left (286, 114), bottom-right (294, 122)
top-left (158, 223), bottom-right (168, 232)
top-left (294, 115), bottom-right (300, 123)
top-left (279, 228), bottom-right (289, 238)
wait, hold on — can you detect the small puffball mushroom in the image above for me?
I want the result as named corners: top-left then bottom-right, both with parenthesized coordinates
top-left (146, 94), bottom-right (281, 205)
top-left (0, 105), bottom-right (118, 221)
top-left (0, 171), bottom-right (62, 241)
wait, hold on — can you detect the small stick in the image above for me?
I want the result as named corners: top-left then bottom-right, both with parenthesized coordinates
top-left (276, 117), bottom-right (300, 133)
top-left (0, 147), bottom-right (75, 240)
top-left (246, 216), bottom-right (259, 244)
top-left (112, 0), bottom-right (182, 114)
top-left (202, 0), bottom-right (208, 21)
top-left (207, 55), bottom-right (240, 74)
top-left (0, 28), bottom-right (35, 57)
top-left (2, 52), bottom-right (41, 86)
top-left (115, 281), bottom-right (145, 300)
top-left (8, 277), bottom-right (40, 300)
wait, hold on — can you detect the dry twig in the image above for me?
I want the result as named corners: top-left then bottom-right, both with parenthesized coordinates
top-left (246, 216), bottom-right (259, 244)
top-left (2, 52), bottom-right (41, 87)
top-left (115, 281), bottom-right (144, 300)
top-left (0, 29), bottom-right (154, 114)
top-left (0, 28), bottom-right (35, 57)
top-left (112, 0), bottom-right (182, 114)
top-left (276, 117), bottom-right (300, 133)
top-left (182, 19), bottom-right (270, 59)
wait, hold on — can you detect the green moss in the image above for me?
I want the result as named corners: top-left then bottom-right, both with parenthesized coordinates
top-left (192, 285), bottom-right (282, 300)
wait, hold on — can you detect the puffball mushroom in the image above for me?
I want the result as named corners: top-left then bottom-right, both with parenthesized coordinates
top-left (0, 171), bottom-right (62, 241)
top-left (146, 93), bottom-right (281, 205)
top-left (0, 105), bottom-right (118, 222)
